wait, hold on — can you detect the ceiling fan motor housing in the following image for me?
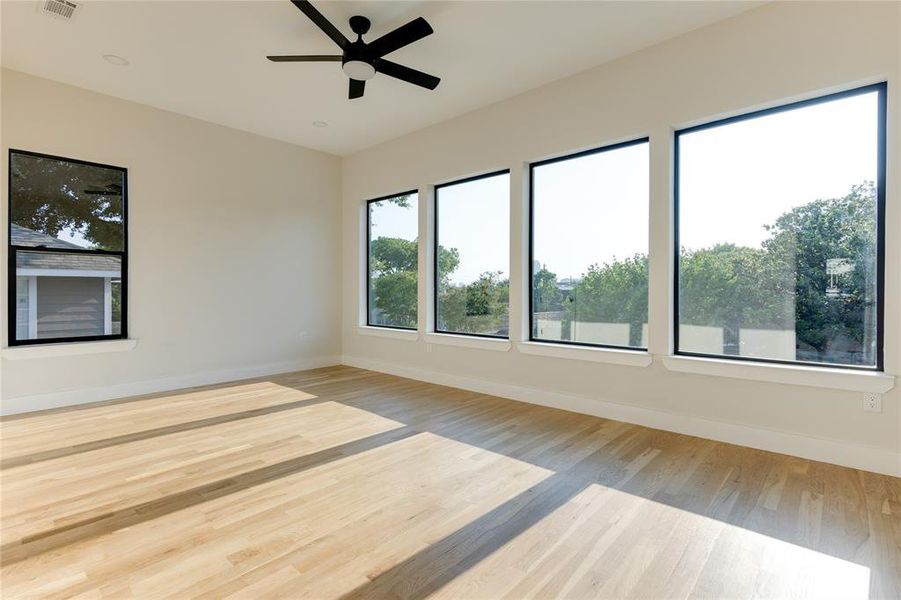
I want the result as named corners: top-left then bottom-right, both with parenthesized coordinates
top-left (349, 15), bottom-right (370, 36)
top-left (342, 39), bottom-right (376, 80)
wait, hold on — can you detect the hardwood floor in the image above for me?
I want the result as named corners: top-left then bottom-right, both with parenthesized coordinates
top-left (1, 365), bottom-right (898, 599)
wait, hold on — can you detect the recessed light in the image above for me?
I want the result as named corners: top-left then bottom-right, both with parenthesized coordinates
top-left (103, 54), bottom-right (129, 67)
top-left (312, 121), bottom-right (328, 128)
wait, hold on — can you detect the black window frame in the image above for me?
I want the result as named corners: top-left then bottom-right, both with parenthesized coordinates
top-left (7, 149), bottom-right (128, 347)
top-left (673, 82), bottom-right (887, 371)
top-left (433, 169), bottom-right (511, 339)
top-left (528, 137), bottom-right (651, 351)
top-left (365, 189), bottom-right (420, 331)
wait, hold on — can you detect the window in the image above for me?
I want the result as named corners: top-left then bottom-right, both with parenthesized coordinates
top-left (435, 171), bottom-right (510, 338)
top-left (675, 83), bottom-right (885, 369)
top-left (530, 139), bottom-right (649, 349)
top-left (8, 150), bottom-right (127, 345)
top-left (367, 191), bottom-right (419, 329)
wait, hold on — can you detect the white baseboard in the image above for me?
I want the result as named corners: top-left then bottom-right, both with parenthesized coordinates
top-left (1, 355), bottom-right (342, 416)
top-left (342, 354), bottom-right (901, 477)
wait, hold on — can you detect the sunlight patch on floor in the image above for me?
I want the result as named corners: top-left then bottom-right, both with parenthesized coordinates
top-left (0, 381), bottom-right (319, 455)
top-left (428, 482), bottom-right (871, 600)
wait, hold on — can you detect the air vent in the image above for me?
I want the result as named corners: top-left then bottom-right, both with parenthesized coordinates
top-left (40, 0), bottom-right (80, 21)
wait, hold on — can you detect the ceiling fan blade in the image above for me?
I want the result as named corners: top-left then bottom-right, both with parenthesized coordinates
top-left (349, 79), bottom-right (366, 99)
top-left (366, 17), bottom-right (433, 57)
top-left (83, 184), bottom-right (123, 195)
top-left (290, 0), bottom-right (349, 49)
top-left (374, 59), bottom-right (440, 90)
top-left (267, 55), bottom-right (343, 62)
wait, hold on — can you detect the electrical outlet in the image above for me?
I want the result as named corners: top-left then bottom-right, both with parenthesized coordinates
top-left (863, 392), bottom-right (882, 412)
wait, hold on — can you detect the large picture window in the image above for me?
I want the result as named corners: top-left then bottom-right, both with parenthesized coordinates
top-left (675, 83), bottom-right (885, 369)
top-left (8, 150), bottom-right (127, 345)
top-left (435, 171), bottom-right (510, 338)
top-left (367, 191), bottom-right (419, 329)
top-left (530, 139), bottom-right (649, 349)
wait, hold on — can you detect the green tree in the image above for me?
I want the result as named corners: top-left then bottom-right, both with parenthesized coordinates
top-left (679, 244), bottom-right (790, 351)
top-left (566, 254), bottom-right (648, 346)
top-left (368, 195), bottom-right (422, 328)
top-left (369, 237), bottom-right (418, 327)
top-left (369, 236), bottom-right (460, 328)
top-left (762, 182), bottom-right (877, 362)
top-left (550, 182), bottom-right (876, 362)
top-left (439, 271), bottom-right (509, 335)
top-left (437, 246), bottom-right (462, 282)
top-left (10, 154), bottom-right (124, 250)
top-left (370, 182), bottom-right (876, 363)
top-left (532, 266), bottom-right (563, 313)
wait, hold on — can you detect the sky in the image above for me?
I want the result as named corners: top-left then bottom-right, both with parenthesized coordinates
top-left (371, 90), bottom-right (878, 286)
top-left (59, 228), bottom-right (90, 247)
top-left (679, 91), bottom-right (878, 252)
top-left (369, 194), bottom-right (419, 247)
top-left (436, 173), bottom-right (510, 284)
top-left (533, 142), bottom-right (648, 280)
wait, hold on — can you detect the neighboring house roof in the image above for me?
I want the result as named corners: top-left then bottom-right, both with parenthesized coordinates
top-left (17, 252), bottom-right (121, 273)
top-left (10, 223), bottom-right (83, 250)
top-left (12, 224), bottom-right (121, 274)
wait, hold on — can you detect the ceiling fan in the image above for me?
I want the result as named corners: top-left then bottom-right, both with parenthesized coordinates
top-left (267, 0), bottom-right (440, 100)
top-left (83, 184), bottom-right (123, 196)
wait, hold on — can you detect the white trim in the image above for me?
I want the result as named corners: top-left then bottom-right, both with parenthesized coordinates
top-left (662, 355), bottom-right (895, 393)
top-left (423, 332), bottom-right (512, 351)
top-left (103, 277), bottom-right (112, 335)
top-left (0, 355), bottom-right (342, 416)
top-left (357, 326), bottom-right (419, 341)
top-left (27, 276), bottom-right (38, 339)
top-left (2, 338), bottom-right (138, 360)
top-left (517, 341), bottom-right (653, 367)
top-left (17, 269), bottom-right (120, 278)
top-left (419, 186), bottom-right (434, 335)
top-left (509, 162), bottom-right (526, 345)
top-left (341, 354), bottom-right (900, 477)
top-left (358, 200), bottom-right (368, 328)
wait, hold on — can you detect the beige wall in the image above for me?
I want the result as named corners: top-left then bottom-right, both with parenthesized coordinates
top-left (1, 3), bottom-right (898, 474)
top-left (341, 2), bottom-right (901, 473)
top-left (1, 69), bottom-right (342, 409)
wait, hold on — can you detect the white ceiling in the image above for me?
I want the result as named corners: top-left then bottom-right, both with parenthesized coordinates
top-left (2, 1), bottom-right (761, 155)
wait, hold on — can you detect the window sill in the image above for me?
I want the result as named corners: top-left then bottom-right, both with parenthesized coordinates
top-left (518, 341), bottom-right (652, 367)
top-left (2, 338), bottom-right (138, 360)
top-left (423, 333), bottom-right (512, 352)
top-left (662, 355), bottom-right (895, 393)
top-left (357, 326), bottom-right (419, 341)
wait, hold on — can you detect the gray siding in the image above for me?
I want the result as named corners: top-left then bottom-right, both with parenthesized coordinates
top-left (36, 277), bottom-right (105, 338)
top-left (16, 277), bottom-right (29, 339)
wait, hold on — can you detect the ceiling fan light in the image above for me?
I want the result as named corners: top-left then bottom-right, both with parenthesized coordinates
top-left (342, 60), bottom-right (375, 81)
